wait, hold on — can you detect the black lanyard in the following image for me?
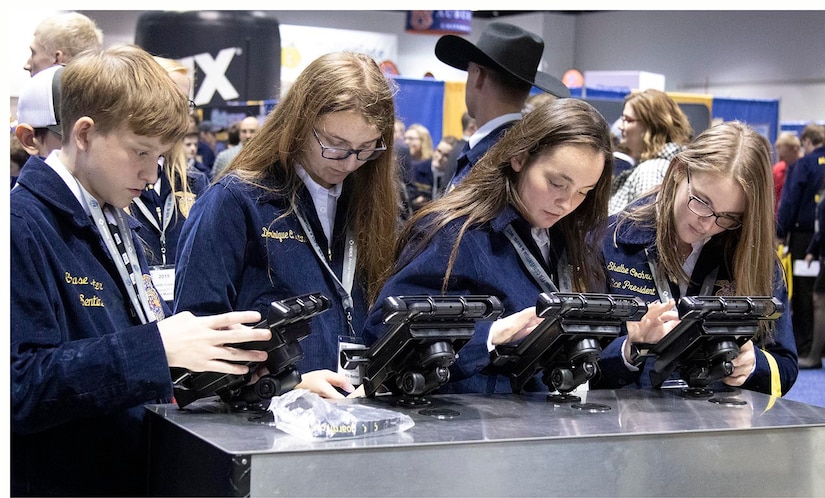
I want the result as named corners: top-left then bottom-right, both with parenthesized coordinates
top-left (78, 182), bottom-right (156, 324)
top-left (503, 223), bottom-right (571, 293)
top-left (132, 188), bottom-right (175, 266)
top-left (295, 209), bottom-right (357, 336)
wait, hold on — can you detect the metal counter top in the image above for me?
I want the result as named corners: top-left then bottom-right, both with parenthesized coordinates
top-left (146, 388), bottom-right (825, 497)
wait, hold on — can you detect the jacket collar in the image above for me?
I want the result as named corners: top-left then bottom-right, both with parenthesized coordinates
top-left (17, 155), bottom-right (144, 232)
top-left (610, 206), bottom-right (658, 250)
top-left (15, 155), bottom-right (95, 229)
top-left (490, 205), bottom-right (525, 233)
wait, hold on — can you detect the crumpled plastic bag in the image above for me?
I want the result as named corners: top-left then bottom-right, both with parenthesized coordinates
top-left (268, 389), bottom-right (414, 440)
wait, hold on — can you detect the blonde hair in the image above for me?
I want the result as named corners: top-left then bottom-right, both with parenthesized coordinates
top-left (623, 89), bottom-right (693, 161)
top-left (619, 121), bottom-right (776, 339)
top-left (36, 12), bottom-right (103, 61)
top-left (406, 123), bottom-right (434, 161)
top-left (391, 98), bottom-right (614, 294)
top-left (222, 52), bottom-right (400, 305)
top-left (522, 92), bottom-right (557, 114)
top-left (152, 56), bottom-right (196, 209)
top-left (774, 131), bottom-right (800, 149)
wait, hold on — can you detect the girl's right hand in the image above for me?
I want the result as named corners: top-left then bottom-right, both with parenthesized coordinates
top-left (623, 300), bottom-right (680, 363)
top-left (488, 306), bottom-right (544, 346)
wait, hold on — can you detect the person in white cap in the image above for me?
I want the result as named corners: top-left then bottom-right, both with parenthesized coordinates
top-left (435, 21), bottom-right (570, 187)
top-left (15, 64), bottom-right (64, 159)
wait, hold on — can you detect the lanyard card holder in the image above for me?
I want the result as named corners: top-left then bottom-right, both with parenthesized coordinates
top-left (643, 295), bottom-right (783, 397)
top-left (341, 295), bottom-right (503, 405)
top-left (491, 292), bottom-right (647, 402)
top-left (173, 292), bottom-right (330, 411)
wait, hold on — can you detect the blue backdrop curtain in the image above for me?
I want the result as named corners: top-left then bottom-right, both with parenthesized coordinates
top-left (393, 77), bottom-right (445, 143)
top-left (712, 97), bottom-right (779, 144)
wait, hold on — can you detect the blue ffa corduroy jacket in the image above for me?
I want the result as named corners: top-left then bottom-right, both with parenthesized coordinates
top-left (449, 121), bottom-right (514, 187)
top-left (10, 155), bottom-right (173, 497)
top-left (597, 205), bottom-right (798, 395)
top-left (776, 145), bottom-right (825, 237)
top-left (174, 169), bottom-right (367, 374)
top-left (130, 165), bottom-right (209, 268)
top-left (363, 206), bottom-right (564, 394)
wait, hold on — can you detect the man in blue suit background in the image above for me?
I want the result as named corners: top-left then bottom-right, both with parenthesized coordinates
top-left (434, 21), bottom-right (570, 188)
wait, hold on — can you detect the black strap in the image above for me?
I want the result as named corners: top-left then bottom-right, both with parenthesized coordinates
top-left (51, 66), bottom-right (64, 127)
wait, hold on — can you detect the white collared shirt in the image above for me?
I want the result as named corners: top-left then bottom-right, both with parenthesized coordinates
top-left (468, 113), bottom-right (522, 150)
top-left (680, 238), bottom-right (708, 296)
top-left (46, 150), bottom-right (123, 226)
top-left (531, 227), bottom-right (551, 265)
top-left (45, 150), bottom-right (96, 217)
top-left (295, 164), bottom-right (343, 246)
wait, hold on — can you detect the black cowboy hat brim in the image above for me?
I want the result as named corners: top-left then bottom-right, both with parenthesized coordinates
top-left (435, 34), bottom-right (571, 98)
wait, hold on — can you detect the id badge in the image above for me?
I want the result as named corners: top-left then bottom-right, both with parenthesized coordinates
top-left (149, 265), bottom-right (176, 302)
top-left (338, 336), bottom-right (367, 387)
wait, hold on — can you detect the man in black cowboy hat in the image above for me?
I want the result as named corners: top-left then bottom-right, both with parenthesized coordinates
top-left (435, 21), bottom-right (569, 187)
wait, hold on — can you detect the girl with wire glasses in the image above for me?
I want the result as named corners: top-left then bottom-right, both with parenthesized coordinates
top-left (596, 121), bottom-right (798, 396)
top-left (174, 52), bottom-right (400, 399)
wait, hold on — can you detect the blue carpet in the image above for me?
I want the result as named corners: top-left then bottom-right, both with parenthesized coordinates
top-left (784, 360), bottom-right (825, 407)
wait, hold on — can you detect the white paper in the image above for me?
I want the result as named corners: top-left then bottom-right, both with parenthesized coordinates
top-left (793, 259), bottom-right (820, 277)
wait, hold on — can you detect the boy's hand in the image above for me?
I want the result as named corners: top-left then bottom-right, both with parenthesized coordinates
top-left (159, 311), bottom-right (271, 375)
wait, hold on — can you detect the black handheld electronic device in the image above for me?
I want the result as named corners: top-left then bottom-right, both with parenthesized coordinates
top-left (491, 292), bottom-right (647, 394)
top-left (173, 292), bottom-right (330, 409)
top-left (642, 295), bottom-right (783, 389)
top-left (342, 295), bottom-right (503, 399)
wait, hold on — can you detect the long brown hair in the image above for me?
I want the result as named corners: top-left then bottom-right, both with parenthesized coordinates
top-left (618, 121), bottom-right (776, 337)
top-left (220, 52), bottom-right (400, 305)
top-left (387, 98), bottom-right (613, 293)
top-left (623, 89), bottom-right (693, 161)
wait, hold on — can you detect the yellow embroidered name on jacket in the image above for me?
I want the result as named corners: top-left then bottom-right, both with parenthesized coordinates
top-left (261, 227), bottom-right (306, 243)
top-left (608, 260), bottom-right (656, 295)
top-left (607, 262), bottom-right (652, 281)
top-left (612, 279), bottom-right (657, 296)
top-left (607, 261), bottom-right (629, 274)
top-left (65, 272), bottom-right (104, 290)
top-left (79, 294), bottom-right (105, 307)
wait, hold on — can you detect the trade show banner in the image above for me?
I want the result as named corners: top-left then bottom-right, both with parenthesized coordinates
top-left (279, 24), bottom-right (398, 86)
top-left (442, 81), bottom-right (468, 139)
top-left (405, 11), bottom-right (472, 35)
top-left (712, 97), bottom-right (779, 144)
top-left (135, 11), bottom-right (281, 130)
top-left (135, 11), bottom-right (281, 107)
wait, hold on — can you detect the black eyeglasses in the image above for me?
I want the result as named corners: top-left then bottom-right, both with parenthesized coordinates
top-left (188, 100), bottom-right (197, 112)
top-left (312, 128), bottom-right (386, 162)
top-left (685, 167), bottom-right (743, 230)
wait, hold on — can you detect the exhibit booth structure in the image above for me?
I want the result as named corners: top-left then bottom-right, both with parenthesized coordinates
top-left (390, 76), bottom-right (781, 147)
